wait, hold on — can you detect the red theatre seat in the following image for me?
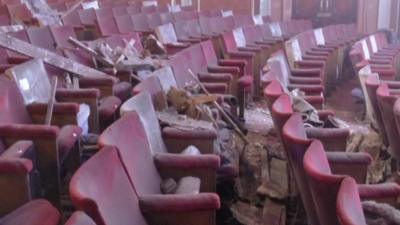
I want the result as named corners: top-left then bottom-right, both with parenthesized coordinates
top-left (70, 146), bottom-right (220, 225)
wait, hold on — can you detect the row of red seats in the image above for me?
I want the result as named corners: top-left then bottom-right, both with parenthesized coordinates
top-left (282, 23), bottom-right (361, 93)
top-left (264, 80), bottom-right (400, 225)
top-left (364, 76), bottom-right (400, 167)
top-left (0, 2), bottom-right (313, 224)
top-left (63, 7), bottom-right (201, 31)
top-left (350, 31), bottom-right (400, 81)
top-left (0, 4), bottom-right (247, 223)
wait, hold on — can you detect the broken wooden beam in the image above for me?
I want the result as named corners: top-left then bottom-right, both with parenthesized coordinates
top-left (0, 32), bottom-right (118, 82)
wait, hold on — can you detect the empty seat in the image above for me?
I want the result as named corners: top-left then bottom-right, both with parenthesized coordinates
top-left (70, 146), bottom-right (220, 225)
top-left (336, 177), bottom-right (367, 225)
top-left (0, 63), bottom-right (82, 209)
top-left (155, 23), bottom-right (190, 55)
top-left (304, 139), bottom-right (400, 225)
top-left (0, 140), bottom-right (36, 216)
top-left (99, 110), bottom-right (220, 192)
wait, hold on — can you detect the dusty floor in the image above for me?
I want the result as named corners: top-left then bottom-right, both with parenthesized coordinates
top-left (227, 77), bottom-right (392, 225)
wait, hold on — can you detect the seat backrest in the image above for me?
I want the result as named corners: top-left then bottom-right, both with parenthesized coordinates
top-left (131, 70), bottom-right (170, 110)
top-left (173, 21), bottom-right (189, 39)
top-left (200, 40), bottom-right (218, 66)
top-left (282, 114), bottom-right (318, 225)
top-left (7, 4), bottom-right (34, 24)
top-left (270, 93), bottom-right (293, 142)
top-left (115, 15), bottom-right (136, 34)
top-left (96, 16), bottom-right (120, 37)
top-left (376, 83), bottom-right (400, 158)
top-left (98, 112), bottom-right (162, 196)
top-left (186, 19), bottom-right (202, 37)
top-left (78, 9), bottom-right (96, 26)
top-left (5, 59), bottom-right (52, 105)
top-left (313, 28), bottom-right (326, 46)
top-left (233, 15), bottom-right (255, 28)
top-left (141, 5), bottom-right (157, 14)
top-left (95, 7), bottom-right (113, 19)
top-left (187, 43), bottom-right (208, 74)
top-left (172, 11), bottom-right (189, 22)
top-left (368, 34), bottom-right (379, 54)
top-left (242, 25), bottom-right (261, 44)
top-left (69, 146), bottom-right (148, 225)
top-left (269, 22), bottom-right (283, 37)
top-left (232, 27), bottom-right (247, 48)
top-left (155, 23), bottom-right (178, 44)
top-left (147, 13), bottom-right (162, 29)
top-left (169, 49), bottom-right (196, 88)
top-left (65, 211), bottom-right (96, 225)
top-left (365, 76), bottom-right (388, 145)
top-left (264, 80), bottom-right (285, 111)
top-left (375, 32), bottom-right (389, 49)
top-left (0, 14), bottom-right (11, 25)
top-left (131, 14), bottom-right (150, 31)
top-left (304, 140), bottom-right (345, 225)
top-left (112, 6), bottom-right (128, 17)
top-left (132, 74), bottom-right (163, 95)
top-left (0, 76), bottom-right (31, 124)
top-left (198, 17), bottom-right (213, 36)
top-left (127, 4), bottom-right (141, 15)
top-left (26, 26), bottom-right (57, 52)
top-left (6, 29), bottom-right (30, 62)
top-left (359, 39), bottom-right (371, 61)
top-left (160, 12), bottom-right (174, 24)
top-left (284, 38), bottom-right (303, 69)
top-left (151, 66), bottom-right (178, 93)
top-left (61, 7), bottom-right (83, 27)
top-left (337, 177), bottom-right (367, 225)
top-left (221, 31), bottom-right (238, 54)
top-left (267, 50), bottom-right (290, 88)
top-left (119, 91), bottom-right (167, 156)
top-left (50, 25), bottom-right (77, 49)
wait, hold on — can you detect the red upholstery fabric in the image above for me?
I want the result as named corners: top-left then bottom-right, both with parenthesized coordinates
top-left (98, 112), bottom-right (161, 195)
top-left (282, 114), bottom-right (317, 225)
top-left (162, 127), bottom-right (217, 140)
top-left (139, 194), bottom-right (220, 213)
top-left (304, 140), bottom-right (363, 225)
top-left (0, 140), bottom-right (33, 158)
top-left (154, 153), bottom-right (220, 171)
top-left (57, 125), bottom-right (82, 157)
top-left (337, 177), bottom-right (367, 225)
top-left (98, 96), bottom-right (121, 121)
top-left (0, 199), bottom-right (59, 225)
top-left (0, 157), bottom-right (32, 175)
top-left (70, 146), bottom-right (149, 225)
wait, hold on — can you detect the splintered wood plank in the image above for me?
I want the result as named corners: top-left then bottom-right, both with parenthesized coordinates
top-left (0, 32), bottom-right (117, 82)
